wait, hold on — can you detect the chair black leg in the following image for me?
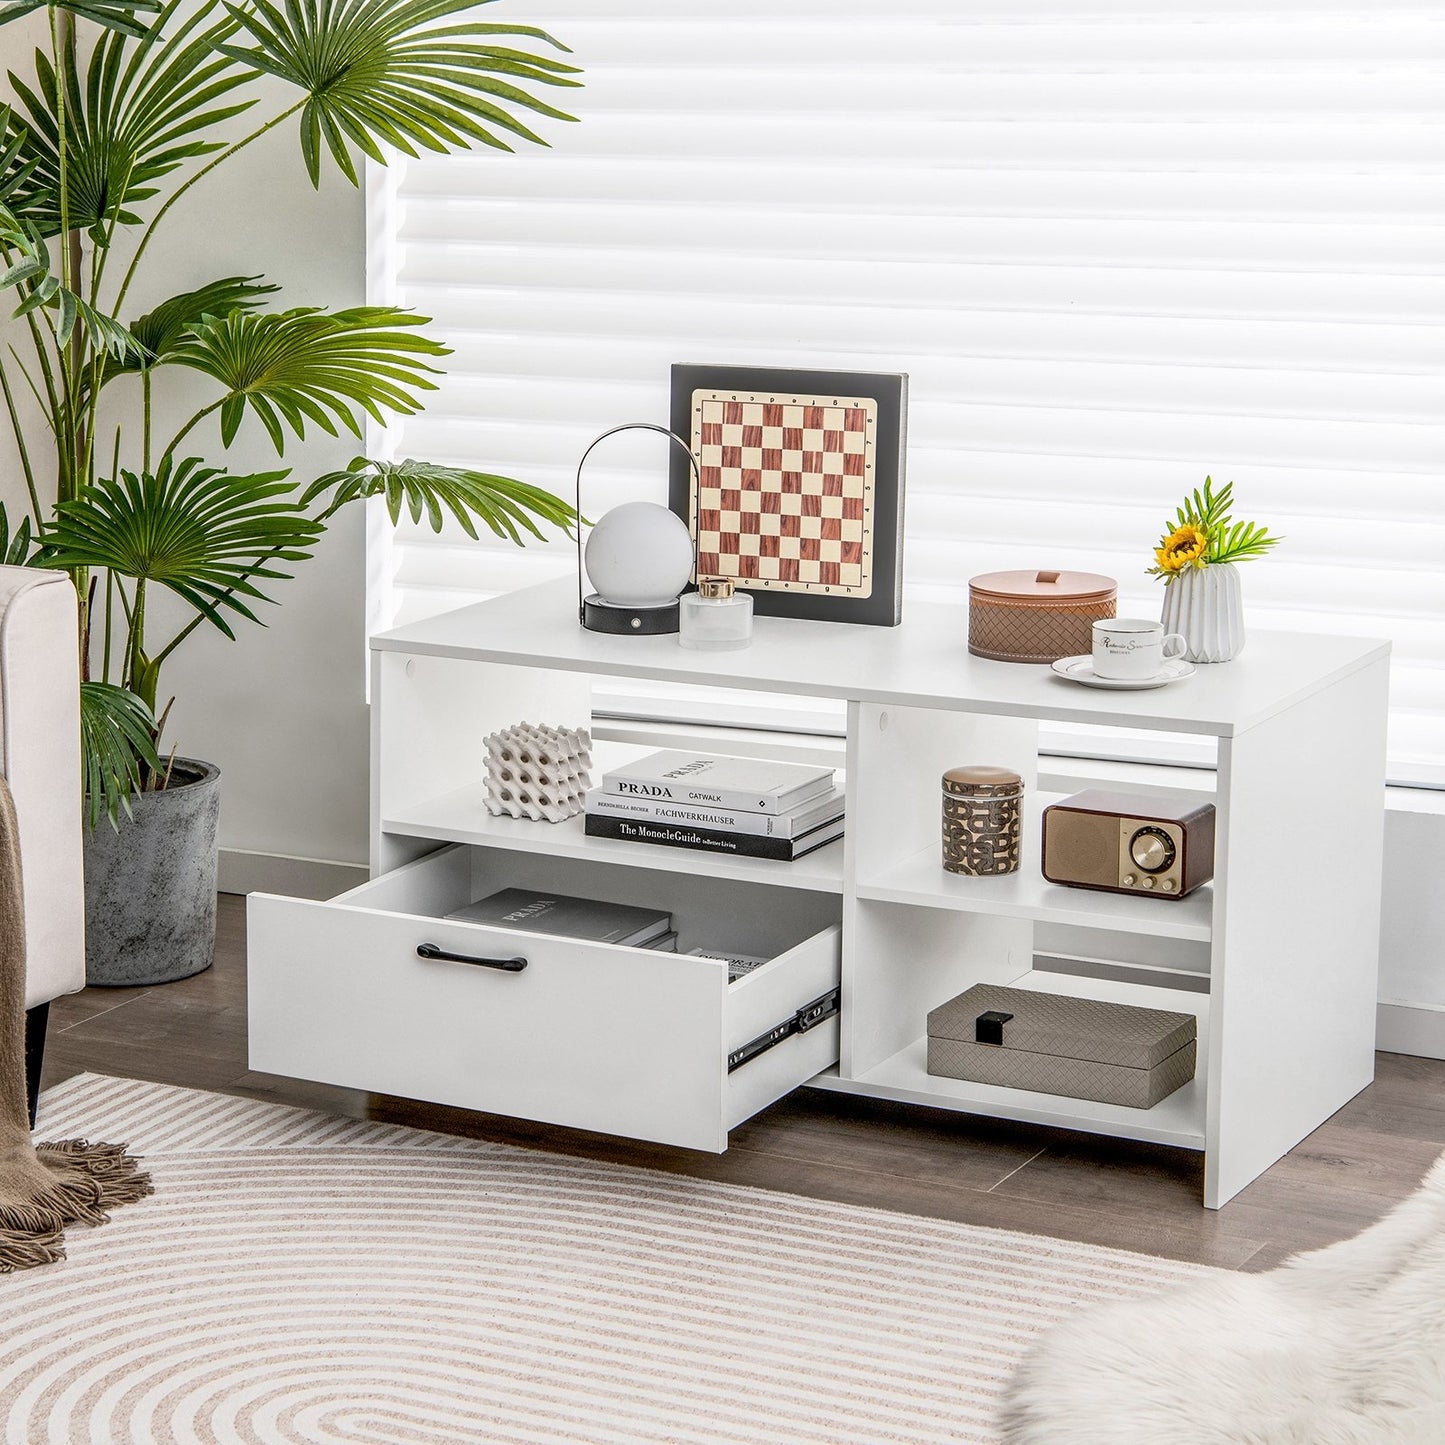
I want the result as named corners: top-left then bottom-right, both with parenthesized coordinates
top-left (24, 1001), bottom-right (49, 1130)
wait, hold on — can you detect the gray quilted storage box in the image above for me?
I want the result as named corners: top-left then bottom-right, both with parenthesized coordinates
top-left (926, 983), bottom-right (1197, 1109)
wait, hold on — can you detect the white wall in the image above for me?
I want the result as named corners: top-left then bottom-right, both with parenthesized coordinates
top-left (140, 119), bottom-right (370, 870)
top-left (0, 21), bottom-right (370, 868)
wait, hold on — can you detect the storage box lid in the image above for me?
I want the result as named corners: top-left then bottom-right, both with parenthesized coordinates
top-left (942, 764), bottom-right (1023, 797)
top-left (927, 983), bottom-right (1197, 1069)
top-left (969, 570), bottom-right (1117, 606)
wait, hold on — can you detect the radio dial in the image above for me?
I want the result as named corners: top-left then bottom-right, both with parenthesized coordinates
top-left (1129, 826), bottom-right (1176, 874)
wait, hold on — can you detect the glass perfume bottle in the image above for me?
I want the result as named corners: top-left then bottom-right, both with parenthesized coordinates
top-left (678, 577), bottom-right (753, 650)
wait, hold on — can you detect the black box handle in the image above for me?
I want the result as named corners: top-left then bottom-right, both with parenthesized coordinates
top-left (975, 1009), bottom-right (1013, 1046)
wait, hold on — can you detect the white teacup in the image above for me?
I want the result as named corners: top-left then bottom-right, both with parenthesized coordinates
top-left (1092, 618), bottom-right (1187, 680)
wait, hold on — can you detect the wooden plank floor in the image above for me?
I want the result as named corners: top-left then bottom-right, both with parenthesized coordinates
top-left (40, 893), bottom-right (1445, 1273)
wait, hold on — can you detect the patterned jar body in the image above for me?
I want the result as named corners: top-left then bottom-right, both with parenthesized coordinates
top-left (968, 569), bottom-right (1117, 664)
top-left (942, 765), bottom-right (1024, 877)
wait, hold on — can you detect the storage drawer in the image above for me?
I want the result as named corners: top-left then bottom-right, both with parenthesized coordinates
top-left (248, 844), bottom-right (841, 1151)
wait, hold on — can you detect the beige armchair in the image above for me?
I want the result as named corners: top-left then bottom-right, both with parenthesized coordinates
top-left (0, 568), bottom-right (86, 1124)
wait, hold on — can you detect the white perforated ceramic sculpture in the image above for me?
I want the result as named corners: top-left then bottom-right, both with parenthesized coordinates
top-left (483, 722), bottom-right (592, 822)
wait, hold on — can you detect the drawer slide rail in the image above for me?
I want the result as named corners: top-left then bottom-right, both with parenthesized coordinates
top-left (727, 988), bottom-right (840, 1074)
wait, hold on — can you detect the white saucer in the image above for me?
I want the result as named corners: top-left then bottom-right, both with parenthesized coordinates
top-left (1051, 655), bottom-right (1196, 690)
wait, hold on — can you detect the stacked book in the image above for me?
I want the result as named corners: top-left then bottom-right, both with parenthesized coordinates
top-left (442, 888), bottom-right (768, 980)
top-left (445, 887), bottom-right (675, 949)
top-left (584, 750), bottom-right (844, 862)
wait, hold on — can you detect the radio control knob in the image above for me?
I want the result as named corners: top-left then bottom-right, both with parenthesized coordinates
top-left (1141, 875), bottom-right (1156, 889)
top-left (1129, 827), bottom-right (1176, 874)
top-left (1161, 879), bottom-right (1178, 893)
top-left (1122, 873), bottom-right (1138, 887)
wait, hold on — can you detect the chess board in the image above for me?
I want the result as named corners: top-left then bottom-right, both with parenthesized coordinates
top-left (686, 390), bottom-right (877, 597)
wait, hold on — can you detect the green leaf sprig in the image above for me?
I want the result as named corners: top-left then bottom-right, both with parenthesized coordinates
top-left (1148, 477), bottom-right (1281, 582)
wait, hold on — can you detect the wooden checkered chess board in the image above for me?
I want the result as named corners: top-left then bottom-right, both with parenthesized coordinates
top-left (687, 390), bottom-right (876, 596)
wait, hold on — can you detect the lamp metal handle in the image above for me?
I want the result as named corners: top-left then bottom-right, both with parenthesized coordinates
top-left (574, 422), bottom-right (702, 623)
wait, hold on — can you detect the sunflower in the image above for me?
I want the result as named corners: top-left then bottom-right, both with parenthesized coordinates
top-left (1153, 523), bottom-right (1210, 575)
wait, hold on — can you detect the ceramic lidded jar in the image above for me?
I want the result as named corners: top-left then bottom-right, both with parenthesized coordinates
top-left (968, 569), bottom-right (1117, 663)
top-left (942, 765), bottom-right (1024, 877)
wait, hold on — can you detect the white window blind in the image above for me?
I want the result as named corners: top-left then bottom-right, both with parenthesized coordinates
top-left (370, 0), bottom-right (1445, 785)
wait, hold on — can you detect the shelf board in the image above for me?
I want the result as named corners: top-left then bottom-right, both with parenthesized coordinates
top-left (810, 968), bottom-right (1208, 1150)
top-left (382, 783), bottom-right (845, 896)
top-left (856, 793), bottom-right (1214, 941)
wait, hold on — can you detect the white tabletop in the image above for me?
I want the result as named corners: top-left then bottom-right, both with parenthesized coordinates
top-left (373, 577), bottom-right (1389, 738)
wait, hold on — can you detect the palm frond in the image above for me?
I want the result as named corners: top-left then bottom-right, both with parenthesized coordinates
top-left (303, 456), bottom-right (582, 543)
top-left (101, 274), bottom-right (279, 384)
top-left (0, 107), bottom-right (37, 215)
top-left (5, 0), bottom-right (256, 236)
top-left (219, 0), bottom-right (581, 186)
top-left (42, 454), bottom-right (324, 637)
top-left (79, 680), bottom-right (161, 831)
top-left (0, 502), bottom-right (37, 566)
top-left (0, 212), bottom-right (139, 357)
top-left (166, 306), bottom-right (450, 452)
top-left (0, 0), bottom-right (161, 39)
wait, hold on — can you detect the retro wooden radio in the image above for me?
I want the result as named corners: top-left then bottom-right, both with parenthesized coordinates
top-left (1041, 790), bottom-right (1216, 900)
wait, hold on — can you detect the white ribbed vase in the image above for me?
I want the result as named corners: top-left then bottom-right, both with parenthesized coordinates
top-left (1161, 562), bottom-right (1245, 663)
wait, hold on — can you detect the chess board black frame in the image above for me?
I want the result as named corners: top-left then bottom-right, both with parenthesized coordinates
top-left (668, 363), bottom-right (907, 626)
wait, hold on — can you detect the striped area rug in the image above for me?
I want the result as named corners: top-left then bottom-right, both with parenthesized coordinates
top-left (2, 1074), bottom-right (1214, 1444)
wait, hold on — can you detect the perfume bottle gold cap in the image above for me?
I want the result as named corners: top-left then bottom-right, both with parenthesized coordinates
top-left (698, 576), bottom-right (734, 600)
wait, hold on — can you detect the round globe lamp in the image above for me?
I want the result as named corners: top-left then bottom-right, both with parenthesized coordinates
top-left (575, 424), bottom-right (701, 635)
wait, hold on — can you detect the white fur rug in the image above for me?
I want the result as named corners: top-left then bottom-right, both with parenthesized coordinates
top-left (1003, 1153), bottom-right (1445, 1444)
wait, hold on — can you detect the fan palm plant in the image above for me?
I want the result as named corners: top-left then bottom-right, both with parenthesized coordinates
top-left (0, 0), bottom-right (583, 826)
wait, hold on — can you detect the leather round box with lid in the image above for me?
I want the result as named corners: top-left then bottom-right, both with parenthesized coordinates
top-left (968, 569), bottom-right (1117, 664)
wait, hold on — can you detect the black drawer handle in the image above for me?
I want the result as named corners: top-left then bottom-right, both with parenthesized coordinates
top-left (417, 943), bottom-right (528, 972)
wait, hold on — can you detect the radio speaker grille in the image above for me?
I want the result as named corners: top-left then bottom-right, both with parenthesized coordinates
top-left (1044, 813), bottom-right (1116, 886)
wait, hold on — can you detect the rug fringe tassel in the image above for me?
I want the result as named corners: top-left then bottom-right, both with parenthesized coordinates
top-left (0, 1225), bottom-right (66, 1272)
top-left (0, 1140), bottom-right (152, 1258)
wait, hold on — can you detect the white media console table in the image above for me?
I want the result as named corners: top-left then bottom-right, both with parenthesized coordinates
top-left (248, 577), bottom-right (1389, 1209)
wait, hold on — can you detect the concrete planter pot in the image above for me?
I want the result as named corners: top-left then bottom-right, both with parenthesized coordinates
top-left (83, 758), bottom-right (221, 986)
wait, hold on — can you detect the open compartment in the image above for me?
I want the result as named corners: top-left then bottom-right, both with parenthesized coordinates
top-left (373, 650), bottom-right (847, 893)
top-left (822, 899), bottom-right (1208, 1150)
top-left (248, 844), bottom-right (842, 1151)
top-left (849, 703), bottom-right (1217, 936)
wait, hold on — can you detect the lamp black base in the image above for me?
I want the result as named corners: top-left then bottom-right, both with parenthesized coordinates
top-left (582, 595), bottom-right (680, 636)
